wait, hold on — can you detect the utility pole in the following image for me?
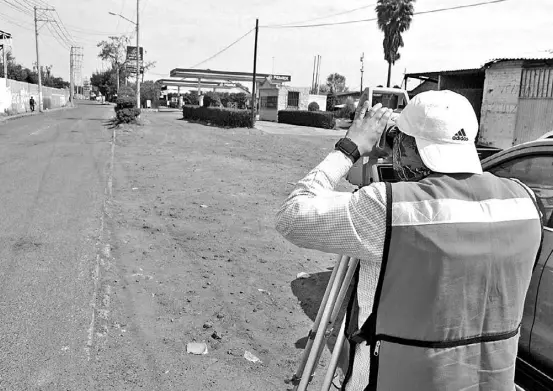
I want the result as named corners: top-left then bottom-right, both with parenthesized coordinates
top-left (34, 6), bottom-right (54, 112)
top-left (34, 6), bottom-right (43, 112)
top-left (70, 47), bottom-right (74, 104)
top-left (1, 31), bottom-right (10, 79)
top-left (251, 18), bottom-right (259, 125)
top-left (311, 56), bottom-right (316, 93)
top-left (136, 0), bottom-right (140, 109)
top-left (316, 55), bottom-right (322, 94)
top-left (1, 41), bottom-right (5, 79)
top-left (360, 52), bottom-right (365, 93)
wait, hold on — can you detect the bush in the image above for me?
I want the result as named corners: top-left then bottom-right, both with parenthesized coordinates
top-left (182, 106), bottom-right (253, 128)
top-left (202, 92), bottom-right (222, 108)
top-left (114, 87), bottom-right (140, 123)
top-left (116, 107), bottom-right (141, 123)
top-left (308, 101), bottom-right (320, 111)
top-left (339, 97), bottom-right (356, 119)
top-left (115, 96), bottom-right (136, 110)
top-left (278, 110), bottom-right (336, 129)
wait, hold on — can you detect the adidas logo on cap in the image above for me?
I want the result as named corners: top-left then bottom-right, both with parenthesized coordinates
top-left (452, 128), bottom-right (469, 141)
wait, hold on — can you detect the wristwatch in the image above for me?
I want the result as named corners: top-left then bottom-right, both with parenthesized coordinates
top-left (335, 137), bottom-right (361, 163)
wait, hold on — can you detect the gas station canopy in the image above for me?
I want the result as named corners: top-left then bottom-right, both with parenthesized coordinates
top-left (157, 78), bottom-right (251, 93)
top-left (169, 68), bottom-right (291, 84)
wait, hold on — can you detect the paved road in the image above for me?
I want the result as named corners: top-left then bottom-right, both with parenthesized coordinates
top-left (0, 101), bottom-right (114, 390)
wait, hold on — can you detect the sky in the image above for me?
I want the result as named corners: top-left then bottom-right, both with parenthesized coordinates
top-left (1, 0), bottom-right (553, 91)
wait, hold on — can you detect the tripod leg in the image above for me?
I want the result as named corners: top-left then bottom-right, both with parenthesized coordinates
top-left (295, 256), bottom-right (352, 391)
top-left (330, 258), bottom-right (359, 321)
top-left (291, 254), bottom-right (348, 386)
top-left (321, 316), bottom-right (347, 391)
top-left (301, 258), bottom-right (359, 389)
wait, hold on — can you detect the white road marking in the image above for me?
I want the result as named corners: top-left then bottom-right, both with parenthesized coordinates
top-left (30, 125), bottom-right (51, 136)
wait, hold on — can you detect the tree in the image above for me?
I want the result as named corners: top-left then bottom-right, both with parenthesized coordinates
top-left (376, 0), bottom-right (415, 87)
top-left (229, 92), bottom-right (248, 109)
top-left (97, 35), bottom-right (130, 90)
top-left (326, 73), bottom-right (348, 93)
top-left (141, 61), bottom-right (157, 83)
top-left (91, 69), bottom-right (118, 99)
top-left (140, 80), bottom-right (162, 108)
top-left (4, 50), bottom-right (68, 88)
top-left (318, 84), bottom-right (330, 94)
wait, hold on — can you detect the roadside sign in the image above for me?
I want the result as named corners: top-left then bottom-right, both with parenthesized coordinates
top-left (126, 46), bottom-right (143, 62)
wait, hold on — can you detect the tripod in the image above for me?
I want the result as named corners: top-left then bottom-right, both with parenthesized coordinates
top-left (291, 254), bottom-right (359, 391)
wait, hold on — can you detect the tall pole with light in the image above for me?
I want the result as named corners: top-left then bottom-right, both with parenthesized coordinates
top-left (108, 2), bottom-right (140, 108)
top-left (135, 0), bottom-right (140, 109)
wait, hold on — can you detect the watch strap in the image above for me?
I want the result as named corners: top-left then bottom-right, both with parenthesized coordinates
top-left (335, 138), bottom-right (361, 163)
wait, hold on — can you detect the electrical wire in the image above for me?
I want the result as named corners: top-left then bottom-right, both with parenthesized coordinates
top-left (0, 0), bottom-right (32, 15)
top-left (46, 24), bottom-right (71, 50)
top-left (262, 0), bottom-right (509, 28)
top-left (116, 0), bottom-right (126, 31)
top-left (265, 3), bottom-right (375, 28)
top-left (188, 27), bottom-right (255, 69)
top-left (53, 10), bottom-right (77, 44)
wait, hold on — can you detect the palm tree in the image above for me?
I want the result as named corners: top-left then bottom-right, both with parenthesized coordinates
top-left (376, 0), bottom-right (415, 87)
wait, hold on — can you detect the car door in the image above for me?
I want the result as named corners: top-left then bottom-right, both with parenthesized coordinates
top-left (485, 151), bottom-right (553, 389)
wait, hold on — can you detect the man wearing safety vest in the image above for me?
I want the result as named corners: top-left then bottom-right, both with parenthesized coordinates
top-left (275, 90), bottom-right (543, 390)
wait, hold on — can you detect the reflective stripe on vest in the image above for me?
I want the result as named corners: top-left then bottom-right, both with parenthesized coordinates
top-left (347, 173), bottom-right (542, 391)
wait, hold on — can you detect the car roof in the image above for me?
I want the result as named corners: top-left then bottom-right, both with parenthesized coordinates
top-left (481, 138), bottom-right (553, 167)
top-left (537, 130), bottom-right (553, 139)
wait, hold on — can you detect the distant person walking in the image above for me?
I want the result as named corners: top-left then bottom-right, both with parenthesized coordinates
top-left (29, 96), bottom-right (36, 112)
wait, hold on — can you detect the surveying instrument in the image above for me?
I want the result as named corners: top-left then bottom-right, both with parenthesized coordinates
top-left (289, 88), bottom-right (409, 391)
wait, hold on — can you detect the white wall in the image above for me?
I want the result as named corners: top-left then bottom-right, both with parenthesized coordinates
top-left (0, 78), bottom-right (11, 114)
top-left (479, 61), bottom-right (523, 149)
top-left (307, 94), bottom-right (327, 111)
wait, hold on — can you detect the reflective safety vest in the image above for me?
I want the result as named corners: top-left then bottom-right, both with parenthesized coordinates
top-left (344, 173), bottom-right (543, 391)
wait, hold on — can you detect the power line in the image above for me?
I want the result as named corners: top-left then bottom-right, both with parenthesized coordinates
top-left (265, 3), bottom-right (375, 28)
top-left (116, 0), bottom-right (126, 31)
top-left (189, 27), bottom-right (255, 68)
top-left (1, 0), bottom-right (32, 15)
top-left (263, 0), bottom-right (509, 28)
top-left (53, 10), bottom-right (77, 44)
top-left (46, 24), bottom-right (71, 50)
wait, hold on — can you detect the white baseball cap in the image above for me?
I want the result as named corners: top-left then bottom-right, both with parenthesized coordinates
top-left (395, 90), bottom-right (483, 174)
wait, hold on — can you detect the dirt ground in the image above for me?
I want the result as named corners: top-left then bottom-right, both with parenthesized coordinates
top-left (93, 111), bottom-right (357, 390)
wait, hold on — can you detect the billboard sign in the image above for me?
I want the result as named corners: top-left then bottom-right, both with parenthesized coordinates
top-left (270, 74), bottom-right (291, 82)
top-left (126, 46), bottom-right (143, 62)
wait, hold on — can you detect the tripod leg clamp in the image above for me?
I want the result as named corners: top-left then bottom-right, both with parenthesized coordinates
top-left (349, 330), bottom-right (370, 345)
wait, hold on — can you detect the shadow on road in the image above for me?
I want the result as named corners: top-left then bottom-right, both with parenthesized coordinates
top-left (290, 267), bottom-right (353, 351)
top-left (102, 118), bottom-right (120, 129)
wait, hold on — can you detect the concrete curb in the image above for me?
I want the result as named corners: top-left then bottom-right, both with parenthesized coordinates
top-left (0, 105), bottom-right (76, 124)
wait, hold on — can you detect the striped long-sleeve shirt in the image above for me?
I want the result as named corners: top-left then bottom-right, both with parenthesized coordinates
top-left (275, 150), bottom-right (388, 390)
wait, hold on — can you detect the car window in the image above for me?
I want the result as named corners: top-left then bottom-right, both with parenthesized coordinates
top-left (488, 155), bottom-right (553, 228)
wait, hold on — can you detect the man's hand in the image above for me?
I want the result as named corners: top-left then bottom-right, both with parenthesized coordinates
top-left (345, 102), bottom-right (393, 158)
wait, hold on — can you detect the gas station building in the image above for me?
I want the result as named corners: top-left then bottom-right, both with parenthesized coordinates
top-left (157, 68), bottom-right (327, 121)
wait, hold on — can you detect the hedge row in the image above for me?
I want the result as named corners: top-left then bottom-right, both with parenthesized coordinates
top-left (278, 110), bottom-right (336, 129)
top-left (182, 106), bottom-right (254, 128)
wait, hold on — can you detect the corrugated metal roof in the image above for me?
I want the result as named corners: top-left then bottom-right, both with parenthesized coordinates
top-left (406, 67), bottom-right (483, 77)
top-left (484, 56), bottom-right (553, 67)
top-left (407, 54), bottom-right (553, 77)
